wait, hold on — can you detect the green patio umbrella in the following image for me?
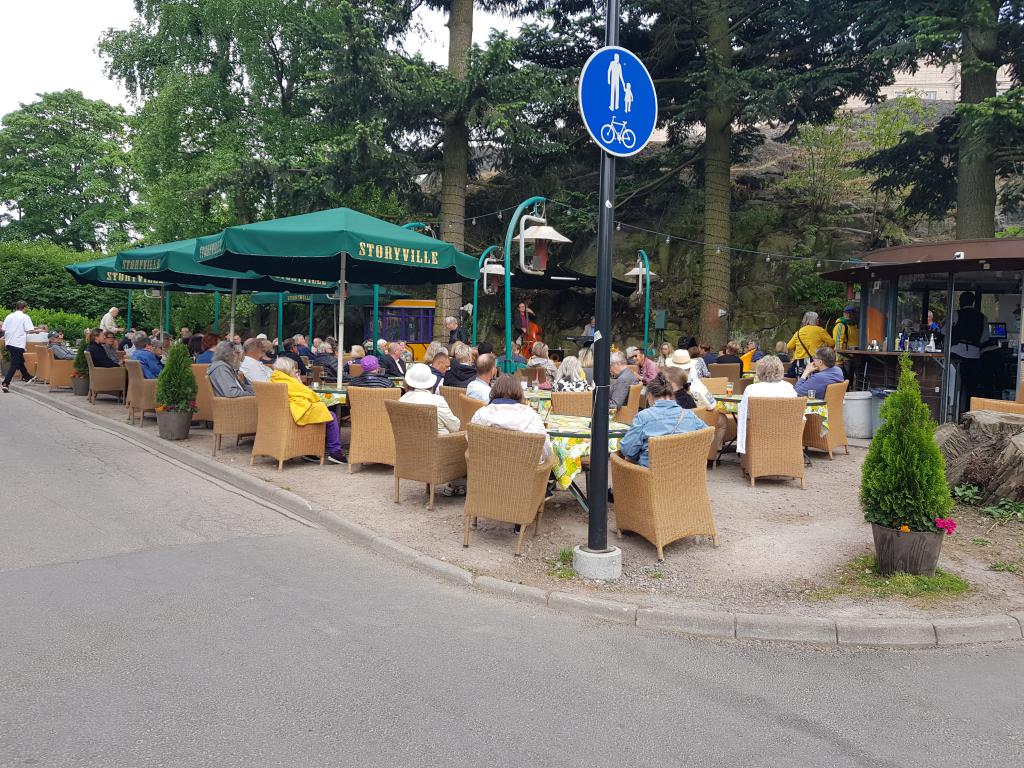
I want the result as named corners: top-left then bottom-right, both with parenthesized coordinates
top-left (66, 255), bottom-right (217, 335)
top-left (115, 238), bottom-right (337, 338)
top-left (193, 207), bottom-right (475, 372)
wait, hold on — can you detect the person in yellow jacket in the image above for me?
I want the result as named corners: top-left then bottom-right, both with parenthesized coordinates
top-left (831, 304), bottom-right (859, 361)
top-left (269, 356), bottom-right (346, 464)
top-left (786, 311), bottom-right (834, 375)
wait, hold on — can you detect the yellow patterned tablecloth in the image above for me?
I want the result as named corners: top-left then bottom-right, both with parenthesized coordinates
top-left (545, 414), bottom-right (629, 490)
top-left (315, 387), bottom-right (347, 407)
top-left (714, 395), bottom-right (829, 433)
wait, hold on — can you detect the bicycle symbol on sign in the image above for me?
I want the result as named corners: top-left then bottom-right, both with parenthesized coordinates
top-left (600, 117), bottom-right (636, 150)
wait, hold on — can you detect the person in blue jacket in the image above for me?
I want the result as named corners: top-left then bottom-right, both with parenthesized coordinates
top-left (620, 373), bottom-right (708, 468)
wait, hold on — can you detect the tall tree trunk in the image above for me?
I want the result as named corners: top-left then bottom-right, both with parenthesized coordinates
top-left (699, 2), bottom-right (732, 349)
top-left (433, 0), bottom-right (474, 342)
top-left (957, 2), bottom-right (999, 239)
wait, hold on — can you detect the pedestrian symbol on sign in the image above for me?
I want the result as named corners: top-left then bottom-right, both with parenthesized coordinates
top-left (579, 46), bottom-right (657, 158)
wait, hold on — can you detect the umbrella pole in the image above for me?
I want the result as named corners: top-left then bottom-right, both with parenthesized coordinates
top-left (277, 293), bottom-right (284, 352)
top-left (214, 291), bottom-right (220, 336)
top-left (158, 287), bottom-right (164, 338)
top-left (372, 285), bottom-right (379, 351)
top-left (229, 279), bottom-right (237, 339)
top-left (165, 291), bottom-right (171, 335)
top-left (308, 297), bottom-right (314, 342)
top-left (337, 258), bottom-right (347, 380)
top-left (126, 289), bottom-right (132, 330)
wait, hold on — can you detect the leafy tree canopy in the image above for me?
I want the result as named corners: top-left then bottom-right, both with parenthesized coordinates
top-left (0, 90), bottom-right (136, 251)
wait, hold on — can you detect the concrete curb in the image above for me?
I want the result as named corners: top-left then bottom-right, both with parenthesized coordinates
top-left (19, 387), bottom-right (1024, 650)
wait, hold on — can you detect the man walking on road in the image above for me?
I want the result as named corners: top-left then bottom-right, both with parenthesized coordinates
top-left (1, 300), bottom-right (44, 392)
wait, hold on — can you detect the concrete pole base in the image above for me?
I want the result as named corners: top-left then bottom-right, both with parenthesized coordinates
top-left (573, 545), bottom-right (622, 581)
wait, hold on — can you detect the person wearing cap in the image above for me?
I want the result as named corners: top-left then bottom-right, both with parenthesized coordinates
top-left (269, 356), bottom-right (346, 464)
top-left (625, 346), bottom-right (659, 385)
top-left (400, 363), bottom-right (461, 435)
top-left (832, 305), bottom-right (859, 356)
top-left (346, 355), bottom-right (394, 388)
top-left (664, 349), bottom-right (715, 410)
top-left (608, 351), bottom-right (639, 409)
top-left (47, 330), bottom-right (75, 360)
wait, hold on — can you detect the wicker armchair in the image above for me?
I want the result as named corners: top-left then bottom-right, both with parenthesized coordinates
top-left (614, 383), bottom-right (643, 425)
top-left (610, 427), bottom-right (718, 560)
top-left (384, 400), bottom-right (467, 510)
top-left (125, 360), bottom-right (157, 426)
top-left (708, 362), bottom-right (741, 382)
top-left (347, 386), bottom-right (401, 471)
top-left (969, 397), bottom-right (1024, 416)
top-left (551, 390), bottom-right (593, 417)
top-left (702, 377), bottom-right (729, 396)
top-left (457, 393), bottom-right (485, 425)
top-left (84, 351), bottom-right (126, 403)
top-left (691, 408), bottom-right (726, 465)
top-left (191, 364), bottom-right (213, 424)
top-left (34, 347), bottom-right (50, 384)
top-left (250, 381), bottom-right (326, 470)
top-left (23, 352), bottom-right (37, 378)
top-left (803, 380), bottom-right (850, 458)
top-left (463, 423), bottom-right (554, 556)
top-left (211, 396), bottom-right (258, 456)
top-left (741, 397), bottom-right (807, 488)
top-left (47, 349), bottom-right (75, 391)
top-left (439, 385), bottom-right (462, 415)
top-left (732, 378), bottom-right (750, 396)
top-left (348, 363), bottom-right (363, 379)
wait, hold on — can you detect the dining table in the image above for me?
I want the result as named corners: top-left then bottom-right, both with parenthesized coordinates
top-left (545, 413), bottom-right (630, 513)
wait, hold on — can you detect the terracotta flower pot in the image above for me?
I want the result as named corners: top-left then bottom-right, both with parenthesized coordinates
top-left (71, 376), bottom-right (90, 396)
top-left (871, 523), bottom-right (944, 577)
top-left (156, 410), bottom-right (192, 441)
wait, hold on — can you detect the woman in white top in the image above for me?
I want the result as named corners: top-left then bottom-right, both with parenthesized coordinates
top-left (736, 355), bottom-right (797, 454)
top-left (553, 355), bottom-right (593, 392)
top-left (399, 363), bottom-right (461, 435)
top-left (470, 375), bottom-right (553, 462)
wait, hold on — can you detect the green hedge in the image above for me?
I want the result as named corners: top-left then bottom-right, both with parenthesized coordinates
top-left (26, 308), bottom-right (99, 344)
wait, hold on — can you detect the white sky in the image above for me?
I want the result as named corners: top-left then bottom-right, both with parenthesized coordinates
top-left (0, 0), bottom-right (518, 118)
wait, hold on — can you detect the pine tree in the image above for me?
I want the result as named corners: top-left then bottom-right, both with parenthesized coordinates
top-left (861, 355), bottom-right (953, 532)
top-left (156, 343), bottom-right (198, 412)
top-left (72, 340), bottom-right (89, 379)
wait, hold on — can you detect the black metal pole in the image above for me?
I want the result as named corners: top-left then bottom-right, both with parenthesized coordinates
top-left (586, 0), bottom-right (620, 553)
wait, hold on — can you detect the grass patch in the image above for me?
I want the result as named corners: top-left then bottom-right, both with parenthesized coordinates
top-left (989, 562), bottom-right (1021, 573)
top-left (970, 537), bottom-right (992, 547)
top-left (804, 555), bottom-right (969, 603)
top-left (648, 570), bottom-right (665, 580)
top-left (547, 548), bottom-right (577, 580)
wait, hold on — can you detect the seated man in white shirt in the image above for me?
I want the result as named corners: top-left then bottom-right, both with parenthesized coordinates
top-left (466, 353), bottom-right (497, 403)
top-left (239, 338), bottom-right (272, 384)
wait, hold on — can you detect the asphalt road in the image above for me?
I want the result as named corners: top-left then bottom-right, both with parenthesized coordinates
top-left (1, 393), bottom-right (1022, 767)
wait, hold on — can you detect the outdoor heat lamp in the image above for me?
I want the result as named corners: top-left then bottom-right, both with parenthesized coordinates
top-left (514, 216), bottom-right (571, 275)
top-left (480, 255), bottom-right (507, 295)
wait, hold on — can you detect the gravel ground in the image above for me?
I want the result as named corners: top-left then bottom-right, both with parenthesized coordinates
top-left (61, 390), bottom-right (1024, 619)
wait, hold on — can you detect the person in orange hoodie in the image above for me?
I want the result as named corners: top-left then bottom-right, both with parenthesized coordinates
top-left (269, 356), bottom-right (346, 464)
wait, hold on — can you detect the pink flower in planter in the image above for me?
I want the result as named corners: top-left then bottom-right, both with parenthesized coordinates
top-left (935, 518), bottom-right (957, 536)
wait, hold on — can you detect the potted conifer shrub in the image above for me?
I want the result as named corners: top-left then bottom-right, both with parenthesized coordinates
top-left (71, 340), bottom-right (90, 396)
top-left (861, 354), bottom-right (956, 576)
top-left (155, 343), bottom-right (198, 440)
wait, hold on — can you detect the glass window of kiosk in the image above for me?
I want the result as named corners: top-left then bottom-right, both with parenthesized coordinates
top-left (896, 273), bottom-right (948, 351)
top-left (863, 279), bottom-right (890, 349)
top-left (947, 271), bottom-right (1023, 417)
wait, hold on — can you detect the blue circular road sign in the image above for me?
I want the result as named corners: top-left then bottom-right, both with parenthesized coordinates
top-left (578, 46), bottom-right (657, 158)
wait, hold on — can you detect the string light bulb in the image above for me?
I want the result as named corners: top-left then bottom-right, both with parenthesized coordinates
top-left (816, 260), bottom-right (822, 269)
top-left (665, 235), bottom-right (671, 244)
top-left (471, 218), bottom-right (476, 226)
top-left (616, 222), bottom-right (621, 231)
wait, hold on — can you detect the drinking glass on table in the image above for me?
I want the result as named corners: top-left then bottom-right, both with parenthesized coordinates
top-left (725, 382), bottom-right (734, 396)
top-left (807, 389), bottom-right (816, 400)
